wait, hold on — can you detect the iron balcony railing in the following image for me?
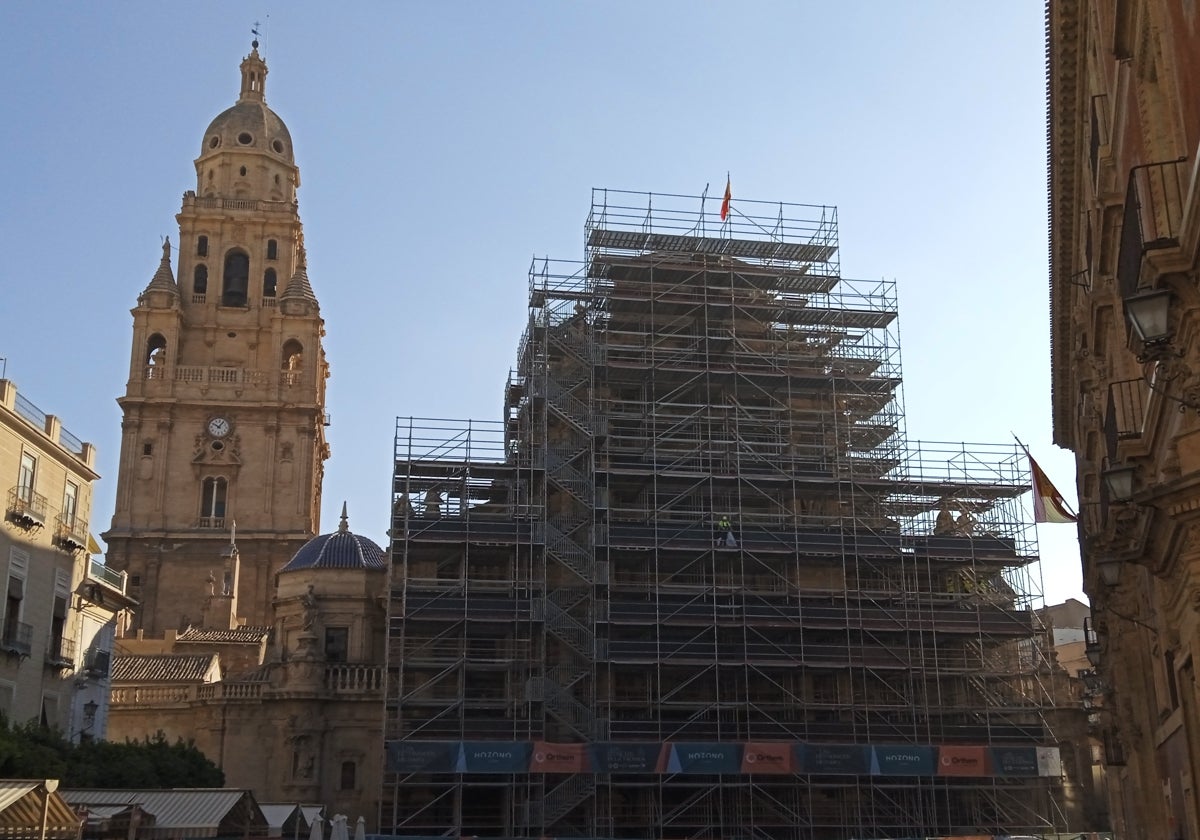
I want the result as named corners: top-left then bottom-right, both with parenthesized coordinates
top-left (7, 486), bottom-right (47, 528)
top-left (45, 636), bottom-right (75, 667)
top-left (1116, 158), bottom-right (1189, 298)
top-left (56, 513), bottom-right (88, 552)
top-left (2, 622), bottom-right (33, 657)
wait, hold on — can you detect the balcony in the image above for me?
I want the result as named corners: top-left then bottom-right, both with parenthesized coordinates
top-left (1116, 158), bottom-right (1188, 298)
top-left (55, 513), bottom-right (88, 553)
top-left (44, 636), bottom-right (75, 669)
top-left (87, 559), bottom-right (128, 596)
top-left (197, 517), bottom-right (226, 529)
top-left (6, 486), bottom-right (47, 529)
top-left (2, 622), bottom-right (33, 657)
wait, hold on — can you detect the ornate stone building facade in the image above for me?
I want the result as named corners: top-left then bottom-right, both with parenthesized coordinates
top-left (1049, 2), bottom-right (1200, 838)
top-left (102, 44), bottom-right (328, 636)
top-left (101, 43), bottom-right (386, 824)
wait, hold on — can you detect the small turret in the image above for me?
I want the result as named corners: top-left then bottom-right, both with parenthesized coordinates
top-left (138, 238), bottom-right (180, 308)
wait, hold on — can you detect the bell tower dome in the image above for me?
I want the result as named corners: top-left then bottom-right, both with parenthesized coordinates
top-left (104, 42), bottom-right (329, 637)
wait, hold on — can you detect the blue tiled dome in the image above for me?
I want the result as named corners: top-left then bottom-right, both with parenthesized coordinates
top-left (279, 505), bottom-right (386, 572)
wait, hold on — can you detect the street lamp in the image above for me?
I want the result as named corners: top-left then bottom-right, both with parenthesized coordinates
top-left (1103, 464), bottom-right (1137, 502)
top-left (1094, 555), bottom-right (1124, 587)
top-left (1124, 287), bottom-right (1174, 347)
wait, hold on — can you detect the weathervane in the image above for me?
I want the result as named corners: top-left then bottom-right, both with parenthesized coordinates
top-left (251, 21), bottom-right (261, 49)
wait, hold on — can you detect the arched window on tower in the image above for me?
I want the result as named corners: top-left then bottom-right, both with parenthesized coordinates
top-left (222, 251), bottom-right (249, 307)
top-left (145, 334), bottom-right (167, 380)
top-left (197, 236), bottom-right (208, 257)
top-left (200, 477), bottom-right (227, 528)
top-left (282, 339), bottom-right (303, 386)
top-left (267, 240), bottom-right (278, 260)
top-left (263, 269), bottom-right (277, 301)
top-left (193, 265), bottom-right (208, 300)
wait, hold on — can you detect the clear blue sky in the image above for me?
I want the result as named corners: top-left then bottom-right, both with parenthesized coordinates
top-left (0, 1), bottom-right (1083, 604)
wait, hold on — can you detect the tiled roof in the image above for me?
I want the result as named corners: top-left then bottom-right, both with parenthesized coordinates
top-left (279, 530), bottom-right (386, 572)
top-left (176, 626), bottom-right (271, 645)
top-left (111, 654), bottom-right (219, 683)
top-left (226, 664), bottom-right (273, 684)
top-left (62, 789), bottom-right (263, 832)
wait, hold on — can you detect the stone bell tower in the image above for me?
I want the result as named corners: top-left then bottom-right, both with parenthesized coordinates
top-left (103, 41), bottom-right (329, 636)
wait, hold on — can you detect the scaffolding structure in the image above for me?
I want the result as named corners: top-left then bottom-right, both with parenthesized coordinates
top-left (382, 189), bottom-right (1066, 839)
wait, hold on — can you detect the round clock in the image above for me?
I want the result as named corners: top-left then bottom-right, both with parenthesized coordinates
top-left (207, 417), bottom-right (232, 438)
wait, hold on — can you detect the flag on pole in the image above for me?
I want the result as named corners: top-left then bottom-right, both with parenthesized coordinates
top-left (1018, 444), bottom-right (1078, 524)
top-left (720, 174), bottom-right (731, 221)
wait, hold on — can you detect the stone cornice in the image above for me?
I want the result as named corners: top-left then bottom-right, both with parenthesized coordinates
top-left (1047, 0), bottom-right (1086, 447)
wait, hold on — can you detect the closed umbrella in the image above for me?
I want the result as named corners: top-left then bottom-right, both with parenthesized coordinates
top-left (353, 816), bottom-right (366, 840)
top-left (307, 816), bottom-right (323, 840)
top-left (331, 815), bottom-right (349, 840)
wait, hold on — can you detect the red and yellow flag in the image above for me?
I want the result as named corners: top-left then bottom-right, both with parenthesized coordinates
top-left (720, 175), bottom-right (731, 221)
top-left (1029, 454), bottom-right (1077, 524)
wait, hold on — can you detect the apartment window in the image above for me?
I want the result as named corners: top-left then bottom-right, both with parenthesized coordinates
top-left (16, 453), bottom-right (35, 502)
top-left (340, 760), bottom-right (356, 791)
top-left (200, 478), bottom-right (227, 524)
top-left (324, 627), bottom-right (349, 663)
top-left (49, 596), bottom-right (68, 661)
top-left (266, 239), bottom-right (278, 260)
top-left (63, 481), bottom-right (78, 527)
top-left (3, 576), bottom-right (24, 651)
top-left (39, 694), bottom-right (59, 730)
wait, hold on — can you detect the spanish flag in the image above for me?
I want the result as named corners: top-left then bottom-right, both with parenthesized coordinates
top-left (1028, 453), bottom-right (1078, 524)
top-left (720, 175), bottom-right (731, 221)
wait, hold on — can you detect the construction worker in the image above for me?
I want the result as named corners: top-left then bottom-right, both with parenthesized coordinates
top-left (716, 515), bottom-right (736, 548)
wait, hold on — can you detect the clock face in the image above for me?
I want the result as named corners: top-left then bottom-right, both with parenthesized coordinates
top-left (207, 417), bottom-right (232, 438)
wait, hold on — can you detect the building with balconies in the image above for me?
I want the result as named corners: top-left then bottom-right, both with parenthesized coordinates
top-left (1049, 1), bottom-right (1200, 838)
top-left (0, 377), bottom-right (133, 740)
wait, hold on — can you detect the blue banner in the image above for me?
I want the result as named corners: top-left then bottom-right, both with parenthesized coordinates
top-left (459, 741), bottom-right (532, 773)
top-left (385, 740), bottom-right (460, 773)
top-left (871, 746), bottom-right (936, 776)
top-left (589, 742), bottom-right (664, 773)
top-left (795, 743), bottom-right (871, 775)
top-left (667, 742), bottom-right (743, 774)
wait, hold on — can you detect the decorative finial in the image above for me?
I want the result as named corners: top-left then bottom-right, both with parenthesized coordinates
top-left (251, 21), bottom-right (261, 50)
top-left (339, 502), bottom-right (349, 533)
top-left (162, 236), bottom-right (171, 261)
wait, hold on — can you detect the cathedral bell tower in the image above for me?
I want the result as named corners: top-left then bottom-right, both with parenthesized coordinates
top-left (104, 42), bottom-right (329, 636)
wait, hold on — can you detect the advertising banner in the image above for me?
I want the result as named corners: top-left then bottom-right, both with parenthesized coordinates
top-left (666, 742), bottom-right (743, 774)
top-left (1036, 746), bottom-right (1063, 777)
top-left (459, 742), bottom-right (532, 773)
top-left (870, 745), bottom-right (936, 776)
top-left (936, 745), bottom-right (991, 777)
top-left (990, 746), bottom-right (1039, 777)
top-left (740, 742), bottom-right (795, 774)
top-left (385, 740), bottom-right (460, 773)
top-left (530, 741), bottom-right (589, 774)
top-left (589, 742), bottom-right (667, 773)
top-left (795, 743), bottom-right (871, 775)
